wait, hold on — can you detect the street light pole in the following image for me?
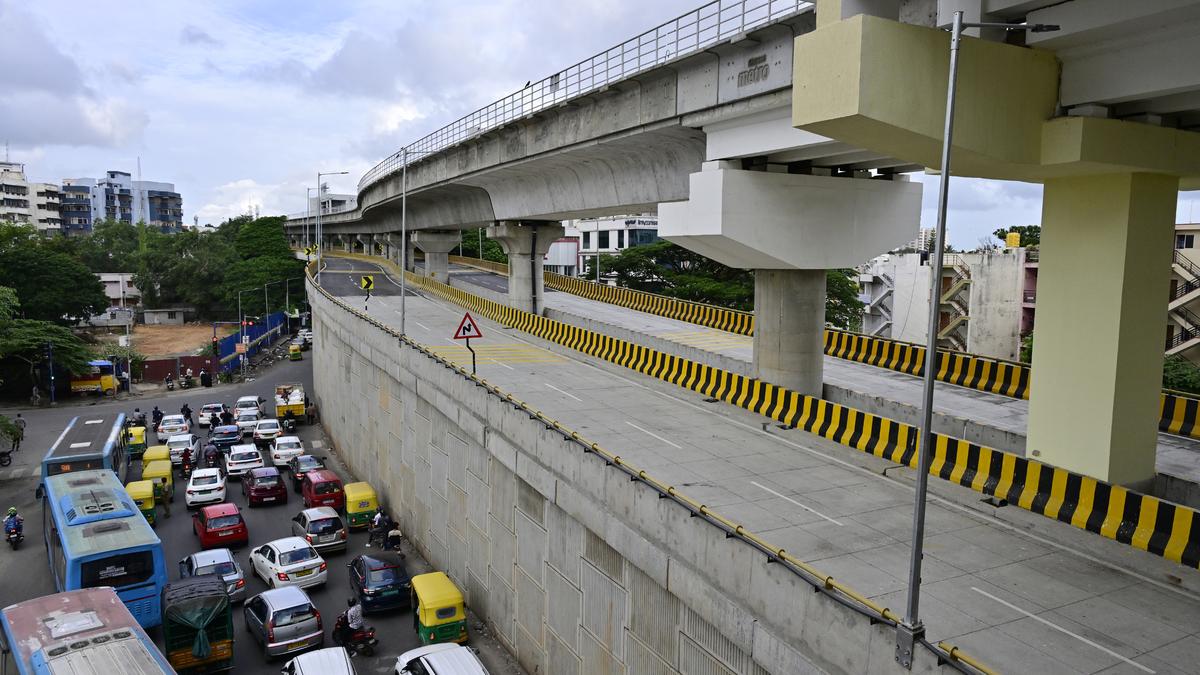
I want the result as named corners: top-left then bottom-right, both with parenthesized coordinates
top-left (305, 187), bottom-right (315, 249)
top-left (236, 287), bottom-right (258, 379)
top-left (400, 147), bottom-right (408, 336)
top-left (314, 171), bottom-right (349, 286)
top-left (896, 12), bottom-right (1058, 669)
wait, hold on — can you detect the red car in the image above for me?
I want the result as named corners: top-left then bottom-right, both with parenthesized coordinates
top-left (192, 503), bottom-right (249, 549)
top-left (243, 467), bottom-right (288, 507)
top-left (301, 469), bottom-right (344, 510)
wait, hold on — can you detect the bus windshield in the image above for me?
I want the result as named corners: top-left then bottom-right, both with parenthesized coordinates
top-left (80, 551), bottom-right (156, 589)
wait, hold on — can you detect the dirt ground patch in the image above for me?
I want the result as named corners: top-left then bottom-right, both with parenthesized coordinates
top-left (96, 324), bottom-right (239, 358)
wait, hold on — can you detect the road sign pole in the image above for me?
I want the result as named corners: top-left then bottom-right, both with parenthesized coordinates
top-left (466, 337), bottom-right (476, 375)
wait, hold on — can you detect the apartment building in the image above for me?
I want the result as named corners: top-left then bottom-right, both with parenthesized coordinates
top-left (563, 214), bottom-right (659, 279)
top-left (1169, 223), bottom-right (1200, 361)
top-left (0, 162), bottom-right (62, 234)
top-left (62, 170), bottom-right (183, 233)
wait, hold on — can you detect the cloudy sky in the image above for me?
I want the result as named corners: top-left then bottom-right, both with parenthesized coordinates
top-left (2, 0), bottom-right (1197, 249)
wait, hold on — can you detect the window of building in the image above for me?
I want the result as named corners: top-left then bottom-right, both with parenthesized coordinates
top-left (617, 230), bottom-right (624, 248)
top-left (598, 230), bottom-right (610, 249)
top-left (1177, 234), bottom-right (1195, 249)
top-left (582, 232), bottom-right (591, 249)
top-left (166, 311), bottom-right (178, 320)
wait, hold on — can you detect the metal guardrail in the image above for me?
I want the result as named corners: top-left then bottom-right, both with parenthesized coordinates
top-left (355, 0), bottom-right (813, 195)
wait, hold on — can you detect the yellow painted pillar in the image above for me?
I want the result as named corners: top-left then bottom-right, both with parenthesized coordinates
top-left (1027, 172), bottom-right (1178, 487)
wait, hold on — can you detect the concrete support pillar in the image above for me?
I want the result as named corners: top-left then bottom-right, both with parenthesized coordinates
top-left (385, 233), bottom-right (404, 269)
top-left (1027, 173), bottom-right (1178, 487)
top-left (355, 234), bottom-right (369, 254)
top-left (410, 231), bottom-right (459, 281)
top-left (754, 269), bottom-right (826, 397)
top-left (486, 221), bottom-right (565, 314)
top-left (341, 235), bottom-right (351, 253)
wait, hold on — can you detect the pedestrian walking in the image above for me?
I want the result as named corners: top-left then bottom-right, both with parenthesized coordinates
top-left (181, 403), bottom-right (193, 427)
top-left (11, 414), bottom-right (25, 452)
top-left (305, 402), bottom-right (316, 425)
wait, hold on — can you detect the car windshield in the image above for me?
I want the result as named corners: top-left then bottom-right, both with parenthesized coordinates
top-left (231, 452), bottom-right (259, 463)
top-left (253, 474), bottom-right (280, 486)
top-left (295, 457), bottom-right (321, 470)
top-left (367, 564), bottom-right (405, 584)
top-left (258, 422), bottom-right (279, 431)
top-left (277, 441), bottom-right (301, 451)
top-left (208, 514), bottom-right (241, 529)
top-left (280, 547), bottom-right (316, 565)
top-left (271, 604), bottom-right (315, 627)
top-left (202, 405), bottom-right (223, 413)
top-left (236, 400), bottom-right (256, 408)
top-left (306, 517), bottom-right (341, 534)
top-left (193, 474), bottom-right (219, 486)
top-left (162, 416), bottom-right (184, 425)
top-left (168, 439), bottom-right (190, 449)
top-left (238, 414), bottom-right (257, 422)
top-left (196, 561), bottom-right (236, 576)
top-left (215, 429), bottom-right (238, 437)
top-left (314, 482), bottom-right (341, 495)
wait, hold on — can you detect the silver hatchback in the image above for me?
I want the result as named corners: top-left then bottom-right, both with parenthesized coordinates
top-left (291, 507), bottom-right (347, 553)
top-left (179, 548), bottom-right (246, 603)
top-left (243, 586), bottom-right (324, 658)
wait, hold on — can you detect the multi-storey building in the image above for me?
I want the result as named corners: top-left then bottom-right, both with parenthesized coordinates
top-left (563, 214), bottom-right (660, 279)
top-left (0, 162), bottom-right (62, 234)
top-left (1167, 223), bottom-right (1200, 361)
top-left (62, 170), bottom-right (183, 233)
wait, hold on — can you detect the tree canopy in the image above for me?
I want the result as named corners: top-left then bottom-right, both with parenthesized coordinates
top-left (994, 225), bottom-right (1041, 247)
top-left (0, 225), bottom-right (108, 324)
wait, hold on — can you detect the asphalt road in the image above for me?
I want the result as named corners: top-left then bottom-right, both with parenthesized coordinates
top-left (0, 354), bottom-right (522, 675)
top-left (318, 256), bottom-right (412, 298)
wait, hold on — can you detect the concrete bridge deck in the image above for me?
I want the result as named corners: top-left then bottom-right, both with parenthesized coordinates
top-left (434, 260), bottom-right (1200, 493)
top-left (322, 255), bottom-right (1200, 675)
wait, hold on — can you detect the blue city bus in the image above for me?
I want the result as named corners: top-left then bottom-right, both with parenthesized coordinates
top-left (0, 587), bottom-right (174, 675)
top-left (40, 470), bottom-right (167, 629)
top-left (41, 414), bottom-right (128, 485)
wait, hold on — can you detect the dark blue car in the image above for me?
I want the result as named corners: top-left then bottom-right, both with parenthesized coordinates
top-left (211, 425), bottom-right (241, 450)
top-left (348, 552), bottom-right (411, 612)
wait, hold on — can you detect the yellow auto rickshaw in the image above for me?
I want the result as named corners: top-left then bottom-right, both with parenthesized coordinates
top-left (288, 343), bottom-right (303, 361)
top-left (411, 572), bottom-right (468, 645)
top-left (142, 459), bottom-right (175, 505)
top-left (343, 482), bottom-right (378, 529)
top-left (142, 445), bottom-right (171, 472)
top-left (126, 426), bottom-right (148, 458)
top-left (125, 480), bottom-right (157, 526)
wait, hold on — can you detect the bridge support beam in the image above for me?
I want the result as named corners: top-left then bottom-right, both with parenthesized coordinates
top-left (660, 163), bottom-right (921, 397)
top-left (411, 231), bottom-right (459, 281)
top-left (488, 221), bottom-right (565, 315)
top-left (385, 233), bottom-right (405, 270)
top-left (1028, 173), bottom-right (1177, 487)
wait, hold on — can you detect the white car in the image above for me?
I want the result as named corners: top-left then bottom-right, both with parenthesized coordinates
top-left (396, 644), bottom-right (490, 675)
top-left (166, 434), bottom-right (201, 466)
top-left (235, 395), bottom-right (264, 415)
top-left (185, 468), bottom-right (227, 508)
top-left (224, 444), bottom-right (265, 479)
top-left (157, 414), bottom-right (189, 442)
top-left (198, 403), bottom-right (225, 427)
top-left (253, 419), bottom-right (282, 447)
top-left (248, 536), bottom-right (327, 590)
top-left (236, 410), bottom-right (261, 436)
top-left (270, 436), bottom-right (305, 467)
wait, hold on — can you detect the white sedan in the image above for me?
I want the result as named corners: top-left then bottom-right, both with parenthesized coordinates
top-left (185, 468), bottom-right (227, 508)
top-left (253, 418), bottom-right (281, 447)
top-left (224, 444), bottom-right (265, 479)
top-left (157, 414), bottom-right (189, 443)
top-left (236, 410), bottom-right (260, 436)
top-left (248, 536), bottom-right (327, 590)
top-left (269, 436), bottom-right (305, 467)
top-left (198, 403), bottom-right (225, 427)
top-left (166, 434), bottom-right (201, 466)
top-left (235, 395), bottom-right (263, 415)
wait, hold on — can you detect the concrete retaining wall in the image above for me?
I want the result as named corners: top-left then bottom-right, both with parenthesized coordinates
top-left (308, 281), bottom-right (955, 675)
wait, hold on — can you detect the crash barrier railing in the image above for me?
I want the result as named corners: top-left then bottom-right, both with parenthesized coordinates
top-left (307, 258), bottom-right (993, 675)
top-left (358, 0), bottom-right (814, 193)
top-left (447, 254), bottom-right (1200, 439)
top-left (369, 254), bottom-right (1200, 574)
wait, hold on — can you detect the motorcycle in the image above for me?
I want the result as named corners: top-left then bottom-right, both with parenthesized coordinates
top-left (180, 376), bottom-right (194, 390)
top-left (165, 378), bottom-right (176, 391)
top-left (130, 410), bottom-right (148, 428)
top-left (332, 614), bottom-right (377, 657)
top-left (5, 522), bottom-right (23, 550)
top-left (0, 450), bottom-right (11, 468)
top-left (281, 416), bottom-right (297, 434)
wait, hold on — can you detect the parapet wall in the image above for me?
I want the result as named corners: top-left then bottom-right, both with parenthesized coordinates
top-left (307, 278), bottom-right (960, 675)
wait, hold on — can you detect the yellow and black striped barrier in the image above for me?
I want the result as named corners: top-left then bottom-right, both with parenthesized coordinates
top-left (399, 264), bottom-right (1200, 571)
top-left (449, 254), bottom-right (1200, 441)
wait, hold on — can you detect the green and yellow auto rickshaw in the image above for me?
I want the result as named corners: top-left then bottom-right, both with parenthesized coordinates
top-left (143, 459), bottom-right (175, 505)
top-left (125, 479), bottom-right (157, 525)
top-left (143, 445), bottom-right (171, 472)
top-left (411, 572), bottom-right (468, 645)
top-left (127, 425), bottom-right (148, 458)
top-left (342, 482), bottom-right (379, 530)
top-left (288, 343), bottom-right (303, 361)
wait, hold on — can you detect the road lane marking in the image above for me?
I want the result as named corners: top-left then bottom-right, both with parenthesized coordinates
top-left (414, 322), bottom-right (431, 331)
top-left (750, 481), bottom-right (843, 526)
top-left (545, 383), bottom-right (582, 402)
top-left (970, 587), bottom-right (1155, 674)
top-left (624, 421), bottom-right (682, 449)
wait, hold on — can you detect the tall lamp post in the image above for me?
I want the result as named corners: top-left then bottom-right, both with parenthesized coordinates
top-left (305, 187), bottom-right (316, 249)
top-left (398, 147), bottom-right (434, 337)
top-left (315, 170), bottom-right (349, 285)
top-left (236, 287), bottom-right (260, 379)
top-left (896, 12), bottom-right (1058, 668)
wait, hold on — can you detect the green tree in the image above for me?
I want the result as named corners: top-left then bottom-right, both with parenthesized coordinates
top-left (0, 318), bottom-right (94, 378)
top-left (1161, 355), bottom-right (1200, 395)
top-left (825, 269), bottom-right (864, 330)
top-left (994, 225), bottom-right (1041, 247)
top-left (0, 227), bottom-right (108, 324)
top-left (234, 216), bottom-right (292, 260)
top-left (76, 219), bottom-right (142, 272)
top-left (457, 230), bottom-right (507, 263)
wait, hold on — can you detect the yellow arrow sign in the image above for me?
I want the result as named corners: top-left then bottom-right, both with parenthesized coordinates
top-left (360, 275), bottom-right (375, 291)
